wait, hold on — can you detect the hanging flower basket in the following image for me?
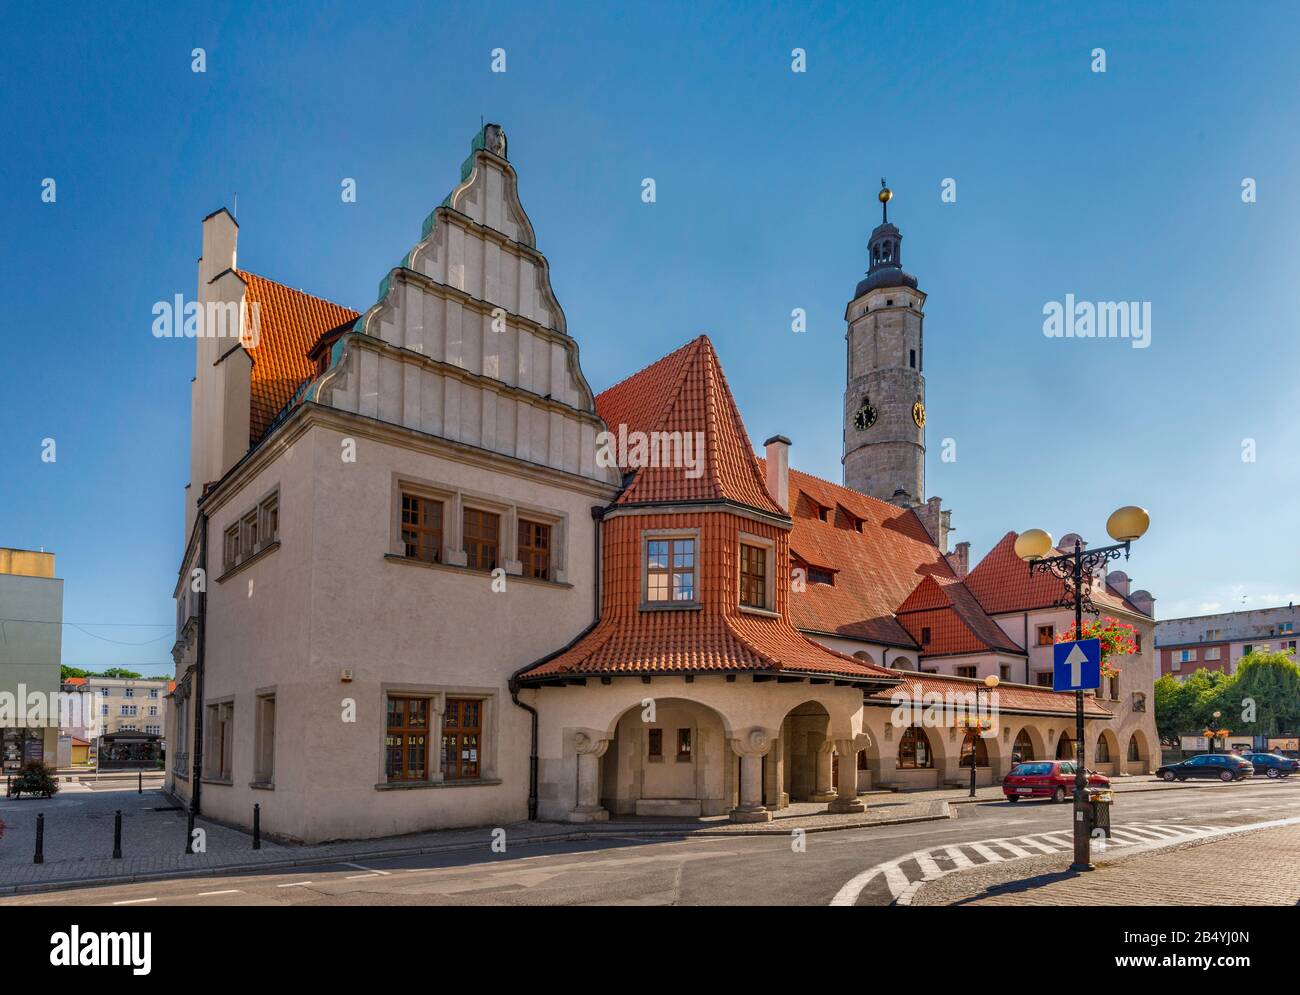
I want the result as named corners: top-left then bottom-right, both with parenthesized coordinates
top-left (1057, 616), bottom-right (1138, 679)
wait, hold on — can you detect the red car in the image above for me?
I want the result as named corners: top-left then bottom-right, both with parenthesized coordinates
top-left (1003, 760), bottom-right (1110, 803)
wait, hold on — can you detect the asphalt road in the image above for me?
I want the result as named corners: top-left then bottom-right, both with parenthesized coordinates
top-left (6, 779), bottom-right (1299, 907)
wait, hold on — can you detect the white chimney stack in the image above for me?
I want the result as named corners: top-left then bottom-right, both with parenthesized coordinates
top-left (764, 435), bottom-right (791, 512)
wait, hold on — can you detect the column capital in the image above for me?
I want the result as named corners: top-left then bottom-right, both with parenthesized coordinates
top-left (573, 731), bottom-right (610, 758)
top-left (729, 727), bottom-right (774, 758)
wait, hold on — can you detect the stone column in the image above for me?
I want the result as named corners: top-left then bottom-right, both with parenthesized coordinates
top-left (729, 728), bottom-right (774, 823)
top-left (568, 732), bottom-right (610, 823)
top-left (828, 739), bottom-right (865, 813)
top-left (809, 736), bottom-right (837, 803)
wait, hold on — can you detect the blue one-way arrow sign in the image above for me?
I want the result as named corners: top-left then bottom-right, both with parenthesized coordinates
top-left (1053, 638), bottom-right (1102, 692)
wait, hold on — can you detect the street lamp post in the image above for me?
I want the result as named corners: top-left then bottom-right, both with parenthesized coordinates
top-left (961, 675), bottom-right (1000, 798)
top-left (1208, 711), bottom-right (1222, 754)
top-left (1015, 505), bottom-right (1149, 872)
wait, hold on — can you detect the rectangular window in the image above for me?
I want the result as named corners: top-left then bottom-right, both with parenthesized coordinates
top-left (1205, 647), bottom-right (1221, 661)
top-left (124, 688), bottom-right (134, 698)
top-left (808, 567), bottom-right (835, 586)
top-left (385, 696), bottom-right (429, 782)
top-left (955, 666), bottom-right (977, 678)
top-left (676, 728), bottom-right (692, 762)
top-left (1134, 633), bottom-right (1142, 652)
top-left (909, 348), bottom-right (916, 368)
top-left (1036, 625), bottom-right (1055, 646)
top-left (223, 526), bottom-right (240, 571)
top-left (240, 511), bottom-right (259, 559)
top-left (646, 537), bottom-right (696, 603)
top-left (463, 508), bottom-right (500, 572)
top-left (921, 627), bottom-right (932, 645)
top-left (146, 725), bottom-right (160, 735)
top-left (442, 698), bottom-right (482, 780)
top-left (149, 689), bottom-right (158, 699)
top-left (401, 493), bottom-right (443, 564)
top-left (259, 491), bottom-right (279, 545)
top-left (1035, 672), bottom-right (1053, 687)
top-left (1000, 664), bottom-right (1011, 680)
top-left (149, 706), bottom-right (157, 716)
top-left (1243, 644), bottom-right (1254, 655)
top-left (254, 694), bottom-right (276, 784)
top-left (205, 701), bottom-right (233, 780)
top-left (518, 519), bottom-right (551, 580)
top-left (739, 544), bottom-right (767, 608)
top-left (1284, 622), bottom-right (1294, 633)
top-left (647, 728), bottom-right (663, 758)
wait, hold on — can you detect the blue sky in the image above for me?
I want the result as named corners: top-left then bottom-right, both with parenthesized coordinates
top-left (2, 1), bottom-right (1297, 676)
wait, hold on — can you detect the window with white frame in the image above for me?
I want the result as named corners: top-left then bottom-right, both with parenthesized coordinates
top-left (146, 725), bottom-right (161, 735)
top-left (222, 488), bottom-right (280, 574)
top-left (645, 535), bottom-right (696, 603)
top-left (1204, 647), bottom-right (1221, 661)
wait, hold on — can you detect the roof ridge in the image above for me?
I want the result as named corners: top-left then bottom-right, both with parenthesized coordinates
top-left (236, 269), bottom-right (360, 317)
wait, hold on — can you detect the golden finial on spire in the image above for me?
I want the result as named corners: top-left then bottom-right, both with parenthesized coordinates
top-left (878, 177), bottom-right (892, 222)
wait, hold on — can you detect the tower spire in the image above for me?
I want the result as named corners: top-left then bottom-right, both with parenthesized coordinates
top-left (879, 178), bottom-right (891, 224)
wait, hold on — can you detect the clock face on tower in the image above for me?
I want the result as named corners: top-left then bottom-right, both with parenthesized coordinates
top-left (854, 403), bottom-right (877, 432)
top-left (912, 401), bottom-right (926, 428)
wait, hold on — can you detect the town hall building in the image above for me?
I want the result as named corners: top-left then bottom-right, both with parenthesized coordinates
top-left (166, 125), bottom-right (1158, 841)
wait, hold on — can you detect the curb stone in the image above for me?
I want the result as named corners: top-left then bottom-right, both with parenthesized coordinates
top-left (1, 802), bottom-right (951, 897)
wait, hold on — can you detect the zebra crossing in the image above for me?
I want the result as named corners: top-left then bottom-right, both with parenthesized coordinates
top-left (831, 822), bottom-right (1226, 906)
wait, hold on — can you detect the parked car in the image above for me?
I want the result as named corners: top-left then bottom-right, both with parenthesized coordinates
top-left (1242, 753), bottom-right (1299, 778)
top-left (1002, 760), bottom-right (1110, 803)
top-left (1156, 754), bottom-right (1254, 782)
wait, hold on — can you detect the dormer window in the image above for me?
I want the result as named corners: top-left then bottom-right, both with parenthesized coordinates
top-left (921, 627), bottom-right (932, 645)
top-left (808, 567), bottom-right (835, 586)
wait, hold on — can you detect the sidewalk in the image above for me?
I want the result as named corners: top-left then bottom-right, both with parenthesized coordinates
top-left (0, 787), bottom-right (950, 895)
top-left (913, 819), bottom-right (1300, 906)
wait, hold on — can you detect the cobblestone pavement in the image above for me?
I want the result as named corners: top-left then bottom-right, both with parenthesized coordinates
top-left (0, 784), bottom-right (949, 894)
top-left (912, 819), bottom-right (1300, 905)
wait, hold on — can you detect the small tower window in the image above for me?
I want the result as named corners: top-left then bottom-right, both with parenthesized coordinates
top-left (909, 349), bottom-right (916, 369)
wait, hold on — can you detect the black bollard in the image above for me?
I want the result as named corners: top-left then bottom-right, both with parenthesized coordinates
top-left (253, 803), bottom-right (261, 850)
top-left (113, 810), bottom-right (122, 859)
top-left (34, 813), bottom-right (44, 864)
top-left (185, 810), bottom-right (195, 855)
top-left (138, 771), bottom-right (142, 794)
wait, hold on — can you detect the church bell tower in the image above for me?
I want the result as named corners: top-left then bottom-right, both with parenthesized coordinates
top-left (843, 181), bottom-right (927, 506)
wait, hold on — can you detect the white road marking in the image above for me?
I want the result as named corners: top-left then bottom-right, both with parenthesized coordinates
top-left (276, 881), bottom-right (314, 888)
top-left (112, 897), bottom-right (157, 905)
top-left (341, 862), bottom-right (390, 875)
top-left (197, 889), bottom-right (240, 896)
top-left (831, 821), bottom-right (1249, 907)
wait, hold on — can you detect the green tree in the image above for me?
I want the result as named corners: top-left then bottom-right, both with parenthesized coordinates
top-left (60, 665), bottom-right (90, 680)
top-left (96, 667), bottom-right (143, 679)
top-left (1153, 667), bottom-right (1234, 743)
top-left (1215, 650), bottom-right (1300, 737)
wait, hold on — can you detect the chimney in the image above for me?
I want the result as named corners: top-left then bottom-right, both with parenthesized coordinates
top-left (1128, 589), bottom-right (1156, 619)
top-left (199, 207), bottom-right (238, 289)
top-left (947, 540), bottom-right (970, 578)
top-left (764, 435), bottom-right (791, 512)
top-left (917, 495), bottom-right (952, 553)
top-left (1107, 570), bottom-right (1131, 597)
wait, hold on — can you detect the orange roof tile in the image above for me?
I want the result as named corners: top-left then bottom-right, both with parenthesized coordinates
top-left (964, 532), bottom-right (1145, 617)
top-left (868, 670), bottom-right (1112, 718)
top-left (774, 464), bottom-right (953, 646)
top-left (238, 271), bottom-right (359, 443)
top-left (520, 340), bottom-right (897, 684)
top-left (595, 336), bottom-right (784, 515)
top-left (896, 575), bottom-right (1025, 657)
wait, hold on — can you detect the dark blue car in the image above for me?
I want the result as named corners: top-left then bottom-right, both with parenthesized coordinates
top-left (1243, 753), bottom-right (1299, 778)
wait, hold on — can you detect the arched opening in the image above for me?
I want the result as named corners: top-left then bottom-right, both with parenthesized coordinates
top-left (779, 700), bottom-right (832, 805)
top-left (1096, 734), bottom-right (1111, 763)
top-left (959, 731), bottom-right (990, 768)
top-left (1094, 729), bottom-right (1120, 774)
top-left (1125, 729), bottom-right (1151, 774)
top-left (898, 725), bottom-right (935, 769)
top-left (602, 697), bottom-right (732, 818)
top-left (1012, 728), bottom-right (1035, 763)
top-left (1056, 731), bottom-right (1074, 760)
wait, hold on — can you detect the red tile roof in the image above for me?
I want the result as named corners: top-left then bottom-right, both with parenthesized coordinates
top-left (595, 336), bottom-right (784, 515)
top-left (868, 670), bottom-right (1113, 718)
top-left (520, 338), bottom-right (896, 683)
top-left (238, 271), bottom-right (359, 443)
top-left (896, 575), bottom-right (1025, 656)
top-left (773, 464), bottom-right (953, 646)
top-left (963, 532), bottom-right (1145, 617)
